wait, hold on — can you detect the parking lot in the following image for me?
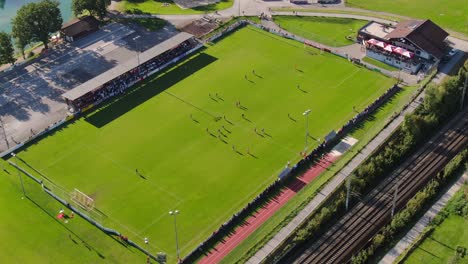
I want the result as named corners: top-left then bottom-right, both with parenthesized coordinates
top-left (0, 22), bottom-right (178, 152)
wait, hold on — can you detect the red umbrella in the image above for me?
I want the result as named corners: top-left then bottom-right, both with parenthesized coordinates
top-left (375, 41), bottom-right (385, 48)
top-left (367, 39), bottom-right (378, 45)
top-left (402, 51), bottom-right (414, 58)
top-left (384, 44), bottom-right (393, 52)
top-left (393, 47), bottom-right (405, 55)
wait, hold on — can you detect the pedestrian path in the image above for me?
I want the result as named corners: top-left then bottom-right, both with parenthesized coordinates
top-left (379, 172), bottom-right (468, 264)
top-left (199, 137), bottom-right (357, 264)
top-left (247, 91), bottom-right (426, 263)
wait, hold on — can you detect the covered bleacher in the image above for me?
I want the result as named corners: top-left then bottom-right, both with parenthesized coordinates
top-left (62, 32), bottom-right (198, 112)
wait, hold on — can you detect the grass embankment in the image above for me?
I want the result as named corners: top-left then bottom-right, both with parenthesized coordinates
top-left (404, 216), bottom-right (468, 264)
top-left (113, 17), bottom-right (167, 31)
top-left (362, 57), bottom-right (398, 71)
top-left (272, 8), bottom-right (401, 23)
top-left (403, 182), bottom-right (468, 264)
top-left (118, 0), bottom-right (233, 15)
top-left (347, 0), bottom-right (468, 35)
top-left (273, 16), bottom-right (368, 47)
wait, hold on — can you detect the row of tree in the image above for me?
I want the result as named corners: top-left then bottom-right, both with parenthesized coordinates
top-left (0, 0), bottom-right (110, 65)
top-left (268, 60), bottom-right (468, 263)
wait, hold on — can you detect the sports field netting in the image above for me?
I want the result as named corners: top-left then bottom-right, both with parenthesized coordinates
top-left (10, 26), bottom-right (395, 260)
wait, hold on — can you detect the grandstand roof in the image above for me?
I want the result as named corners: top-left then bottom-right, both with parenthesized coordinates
top-left (384, 19), bottom-right (448, 59)
top-left (62, 32), bottom-right (194, 102)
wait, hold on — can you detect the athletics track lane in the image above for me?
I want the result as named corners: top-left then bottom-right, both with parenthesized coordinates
top-left (198, 154), bottom-right (338, 264)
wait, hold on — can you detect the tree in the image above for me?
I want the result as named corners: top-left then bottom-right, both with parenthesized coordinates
top-left (11, 14), bottom-right (32, 59)
top-left (72, 0), bottom-right (110, 20)
top-left (14, 34), bottom-right (30, 60)
top-left (11, 0), bottom-right (62, 50)
top-left (0, 32), bottom-right (16, 65)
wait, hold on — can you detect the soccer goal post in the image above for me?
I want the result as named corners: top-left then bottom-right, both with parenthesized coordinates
top-left (71, 188), bottom-right (95, 211)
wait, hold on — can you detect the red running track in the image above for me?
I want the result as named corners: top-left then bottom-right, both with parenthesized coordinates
top-left (198, 154), bottom-right (338, 264)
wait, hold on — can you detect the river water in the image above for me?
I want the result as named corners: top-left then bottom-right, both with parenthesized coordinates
top-left (0, 0), bottom-right (72, 33)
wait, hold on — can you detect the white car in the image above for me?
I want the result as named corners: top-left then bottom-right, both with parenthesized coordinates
top-left (448, 49), bottom-right (458, 57)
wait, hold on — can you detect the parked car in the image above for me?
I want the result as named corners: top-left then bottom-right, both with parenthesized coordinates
top-left (448, 48), bottom-right (458, 57)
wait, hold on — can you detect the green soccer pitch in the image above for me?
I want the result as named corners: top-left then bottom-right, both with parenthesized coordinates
top-left (8, 26), bottom-right (395, 261)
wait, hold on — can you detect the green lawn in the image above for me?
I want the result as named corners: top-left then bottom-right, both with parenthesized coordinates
top-left (114, 17), bottom-right (167, 31)
top-left (404, 216), bottom-right (468, 263)
top-left (347, 0), bottom-right (468, 35)
top-left (0, 162), bottom-right (145, 263)
top-left (273, 16), bottom-right (368, 47)
top-left (6, 26), bottom-right (394, 262)
top-left (273, 8), bottom-right (401, 23)
top-left (362, 56), bottom-right (398, 71)
top-left (118, 0), bottom-right (233, 15)
top-left (402, 184), bottom-right (468, 264)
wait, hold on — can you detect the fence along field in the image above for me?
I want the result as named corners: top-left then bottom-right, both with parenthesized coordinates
top-left (7, 26), bottom-right (395, 261)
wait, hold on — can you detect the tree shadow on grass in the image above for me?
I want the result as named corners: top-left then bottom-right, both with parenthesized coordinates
top-left (85, 52), bottom-right (218, 128)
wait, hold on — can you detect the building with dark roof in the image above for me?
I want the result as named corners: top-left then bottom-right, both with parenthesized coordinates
top-left (357, 19), bottom-right (449, 74)
top-left (61, 16), bottom-right (99, 42)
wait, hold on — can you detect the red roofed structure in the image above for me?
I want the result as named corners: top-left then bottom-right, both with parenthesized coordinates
top-left (357, 19), bottom-right (449, 74)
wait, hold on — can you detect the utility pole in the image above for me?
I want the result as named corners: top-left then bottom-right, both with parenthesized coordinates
top-left (169, 210), bottom-right (180, 262)
top-left (345, 175), bottom-right (351, 211)
top-left (303, 109), bottom-right (311, 152)
top-left (460, 74), bottom-right (467, 111)
top-left (133, 36), bottom-right (141, 70)
top-left (391, 183), bottom-right (399, 218)
top-left (11, 153), bottom-right (25, 197)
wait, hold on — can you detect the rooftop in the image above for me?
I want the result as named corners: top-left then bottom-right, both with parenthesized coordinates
top-left (61, 16), bottom-right (99, 37)
top-left (385, 19), bottom-right (449, 59)
top-left (62, 32), bottom-right (194, 102)
top-left (360, 21), bottom-right (395, 39)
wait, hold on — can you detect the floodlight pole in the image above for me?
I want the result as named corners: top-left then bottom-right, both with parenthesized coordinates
top-left (11, 153), bottom-right (25, 196)
top-left (303, 109), bottom-right (311, 152)
top-left (133, 36), bottom-right (141, 69)
top-left (144, 237), bottom-right (150, 261)
top-left (460, 75), bottom-right (467, 111)
top-left (169, 210), bottom-right (181, 262)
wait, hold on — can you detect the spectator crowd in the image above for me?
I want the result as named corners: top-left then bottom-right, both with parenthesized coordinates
top-left (71, 39), bottom-right (199, 111)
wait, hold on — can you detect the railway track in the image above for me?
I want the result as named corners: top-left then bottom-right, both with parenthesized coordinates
top-left (281, 110), bottom-right (468, 264)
